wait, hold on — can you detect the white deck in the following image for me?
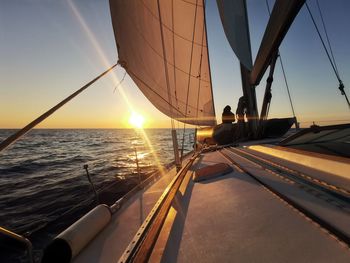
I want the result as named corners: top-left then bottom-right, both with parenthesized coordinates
top-left (74, 150), bottom-right (350, 263)
top-left (244, 145), bottom-right (350, 192)
top-left (151, 151), bottom-right (350, 262)
top-left (74, 167), bottom-right (178, 263)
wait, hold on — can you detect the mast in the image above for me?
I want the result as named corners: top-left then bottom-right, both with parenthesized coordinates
top-left (253, 0), bottom-right (305, 134)
top-left (240, 0), bottom-right (258, 137)
top-left (240, 64), bottom-right (259, 137)
top-left (258, 51), bottom-right (279, 137)
top-left (217, 0), bottom-right (306, 138)
top-left (259, 51), bottom-right (278, 122)
top-left (216, 0), bottom-right (258, 136)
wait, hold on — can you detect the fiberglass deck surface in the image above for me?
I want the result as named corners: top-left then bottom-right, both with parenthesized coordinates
top-left (74, 166), bottom-right (178, 263)
top-left (151, 151), bottom-right (350, 263)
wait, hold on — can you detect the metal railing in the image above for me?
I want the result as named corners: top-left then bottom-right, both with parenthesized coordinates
top-left (0, 226), bottom-right (34, 263)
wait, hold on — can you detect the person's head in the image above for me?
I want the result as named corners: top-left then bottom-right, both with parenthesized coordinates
top-left (223, 105), bottom-right (231, 112)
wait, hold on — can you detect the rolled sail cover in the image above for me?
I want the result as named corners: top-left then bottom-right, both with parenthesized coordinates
top-left (109, 0), bottom-right (216, 126)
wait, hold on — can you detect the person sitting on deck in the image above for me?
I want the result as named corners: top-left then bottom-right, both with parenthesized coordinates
top-left (222, 105), bottom-right (235, 124)
top-left (236, 96), bottom-right (247, 140)
top-left (212, 105), bottom-right (236, 145)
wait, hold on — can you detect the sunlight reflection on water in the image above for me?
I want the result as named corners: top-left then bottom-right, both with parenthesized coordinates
top-left (0, 128), bottom-right (195, 236)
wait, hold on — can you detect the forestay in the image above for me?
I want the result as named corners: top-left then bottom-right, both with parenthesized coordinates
top-left (110, 0), bottom-right (216, 126)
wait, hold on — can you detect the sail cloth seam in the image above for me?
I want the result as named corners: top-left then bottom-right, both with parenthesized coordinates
top-left (110, 0), bottom-right (216, 126)
top-left (140, 0), bottom-right (206, 47)
top-left (183, 1), bottom-right (206, 159)
top-left (127, 68), bottom-right (212, 115)
top-left (181, 0), bottom-right (199, 159)
top-left (126, 11), bottom-right (210, 83)
top-left (126, 68), bottom-right (215, 118)
top-left (126, 69), bottom-right (185, 117)
top-left (171, 0), bottom-right (179, 111)
top-left (195, 6), bottom-right (206, 121)
top-left (184, 0), bottom-right (199, 118)
top-left (157, 0), bottom-right (174, 119)
top-left (203, 0), bottom-right (217, 123)
top-left (157, 0), bottom-right (180, 167)
top-left (170, 0), bottom-right (179, 165)
top-left (180, 0), bottom-right (204, 7)
top-left (124, 64), bottom-right (211, 114)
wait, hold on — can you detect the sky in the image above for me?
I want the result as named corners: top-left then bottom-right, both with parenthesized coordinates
top-left (0, 0), bottom-right (350, 129)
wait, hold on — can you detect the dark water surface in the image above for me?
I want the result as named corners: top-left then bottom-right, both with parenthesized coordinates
top-left (0, 129), bottom-right (194, 262)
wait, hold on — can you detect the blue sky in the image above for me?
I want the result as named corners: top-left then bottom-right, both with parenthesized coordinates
top-left (0, 0), bottom-right (349, 128)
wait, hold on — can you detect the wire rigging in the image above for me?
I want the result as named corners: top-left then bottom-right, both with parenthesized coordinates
top-left (315, 0), bottom-right (339, 75)
top-left (265, 0), bottom-right (298, 121)
top-left (170, 0), bottom-right (182, 164)
top-left (180, 122), bottom-right (186, 160)
top-left (180, 0), bottom-right (200, 160)
top-left (113, 70), bottom-right (127, 93)
top-left (171, 0), bottom-right (179, 112)
top-left (157, 0), bottom-right (174, 120)
top-left (182, 1), bottom-right (206, 160)
top-left (279, 57), bottom-right (297, 119)
top-left (305, 1), bottom-right (350, 109)
top-left (157, 0), bottom-right (182, 170)
top-left (184, 0), bottom-right (199, 118)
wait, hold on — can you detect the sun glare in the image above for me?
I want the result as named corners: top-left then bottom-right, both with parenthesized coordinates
top-left (129, 112), bottom-right (145, 129)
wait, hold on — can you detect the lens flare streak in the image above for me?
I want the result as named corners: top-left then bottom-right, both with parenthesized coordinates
top-left (67, 1), bottom-right (168, 177)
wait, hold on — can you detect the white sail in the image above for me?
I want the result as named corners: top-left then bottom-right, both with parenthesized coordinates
top-left (216, 0), bottom-right (253, 70)
top-left (110, 0), bottom-right (216, 126)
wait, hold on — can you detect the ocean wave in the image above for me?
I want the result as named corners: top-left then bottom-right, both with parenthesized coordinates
top-left (0, 128), bottom-right (194, 260)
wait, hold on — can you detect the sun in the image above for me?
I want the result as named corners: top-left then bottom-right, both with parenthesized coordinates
top-left (129, 112), bottom-right (145, 129)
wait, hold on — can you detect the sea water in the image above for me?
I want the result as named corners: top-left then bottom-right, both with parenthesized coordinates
top-left (0, 128), bottom-right (194, 261)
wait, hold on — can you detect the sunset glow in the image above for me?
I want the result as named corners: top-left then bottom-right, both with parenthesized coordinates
top-left (1, 1), bottom-right (350, 129)
top-left (129, 112), bottom-right (145, 129)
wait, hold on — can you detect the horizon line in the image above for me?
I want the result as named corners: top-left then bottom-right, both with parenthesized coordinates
top-left (0, 127), bottom-right (194, 130)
